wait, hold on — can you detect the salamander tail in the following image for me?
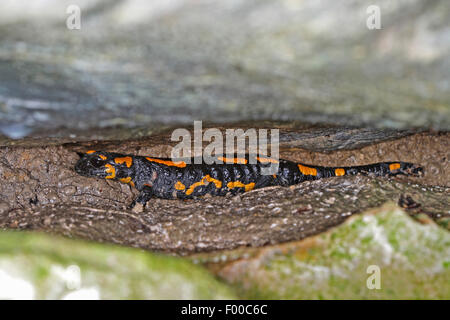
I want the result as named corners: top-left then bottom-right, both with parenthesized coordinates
top-left (324, 162), bottom-right (423, 178)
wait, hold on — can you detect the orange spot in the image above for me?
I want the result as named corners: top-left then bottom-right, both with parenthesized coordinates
top-left (175, 181), bottom-right (186, 190)
top-left (389, 163), bottom-right (401, 171)
top-left (273, 174), bottom-right (277, 178)
top-left (227, 181), bottom-right (255, 192)
top-left (119, 177), bottom-right (135, 187)
top-left (146, 157), bottom-right (186, 168)
top-left (217, 156), bottom-right (248, 164)
top-left (256, 157), bottom-right (279, 164)
top-left (86, 150), bottom-right (96, 154)
top-left (99, 154), bottom-right (107, 160)
top-left (115, 156), bottom-right (133, 168)
top-left (335, 168), bottom-right (345, 176)
top-left (105, 164), bottom-right (116, 179)
top-left (185, 175), bottom-right (222, 195)
top-left (205, 176), bottom-right (222, 189)
top-left (298, 164), bottom-right (317, 176)
top-left (119, 177), bottom-right (132, 184)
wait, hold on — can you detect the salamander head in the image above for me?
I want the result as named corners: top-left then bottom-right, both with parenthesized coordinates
top-left (75, 150), bottom-right (133, 180)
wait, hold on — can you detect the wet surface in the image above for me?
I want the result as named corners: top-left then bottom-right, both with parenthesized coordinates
top-left (0, 124), bottom-right (448, 254)
top-left (0, 0), bottom-right (449, 138)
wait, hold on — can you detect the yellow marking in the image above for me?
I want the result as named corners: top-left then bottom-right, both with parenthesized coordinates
top-left (389, 163), bottom-right (401, 171)
top-left (99, 154), bottom-right (107, 160)
top-left (256, 156), bottom-right (279, 164)
top-left (335, 168), bottom-right (345, 176)
top-left (298, 164), bottom-right (317, 176)
top-left (146, 157), bottom-right (186, 168)
top-left (119, 177), bottom-right (132, 184)
top-left (105, 164), bottom-right (116, 179)
top-left (86, 150), bottom-right (96, 154)
top-left (217, 156), bottom-right (248, 164)
top-left (115, 156), bottom-right (133, 168)
top-left (273, 174), bottom-right (277, 178)
top-left (185, 175), bottom-right (222, 195)
top-left (227, 181), bottom-right (255, 192)
top-left (175, 181), bottom-right (186, 190)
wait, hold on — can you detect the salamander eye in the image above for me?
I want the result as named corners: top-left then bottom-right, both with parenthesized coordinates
top-left (89, 157), bottom-right (104, 167)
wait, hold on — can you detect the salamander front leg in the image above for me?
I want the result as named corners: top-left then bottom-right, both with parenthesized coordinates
top-left (129, 185), bottom-right (153, 213)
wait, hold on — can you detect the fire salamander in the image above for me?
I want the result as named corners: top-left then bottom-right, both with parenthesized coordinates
top-left (75, 150), bottom-right (422, 210)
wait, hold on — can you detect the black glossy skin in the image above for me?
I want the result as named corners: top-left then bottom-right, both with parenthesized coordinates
top-left (75, 151), bottom-right (422, 208)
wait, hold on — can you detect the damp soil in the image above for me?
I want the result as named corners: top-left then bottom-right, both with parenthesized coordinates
top-left (0, 123), bottom-right (448, 254)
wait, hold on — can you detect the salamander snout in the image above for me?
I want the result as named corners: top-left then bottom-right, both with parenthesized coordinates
top-left (74, 152), bottom-right (109, 178)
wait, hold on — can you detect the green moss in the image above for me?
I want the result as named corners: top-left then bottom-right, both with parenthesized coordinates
top-left (0, 231), bottom-right (235, 300)
top-left (221, 203), bottom-right (450, 299)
